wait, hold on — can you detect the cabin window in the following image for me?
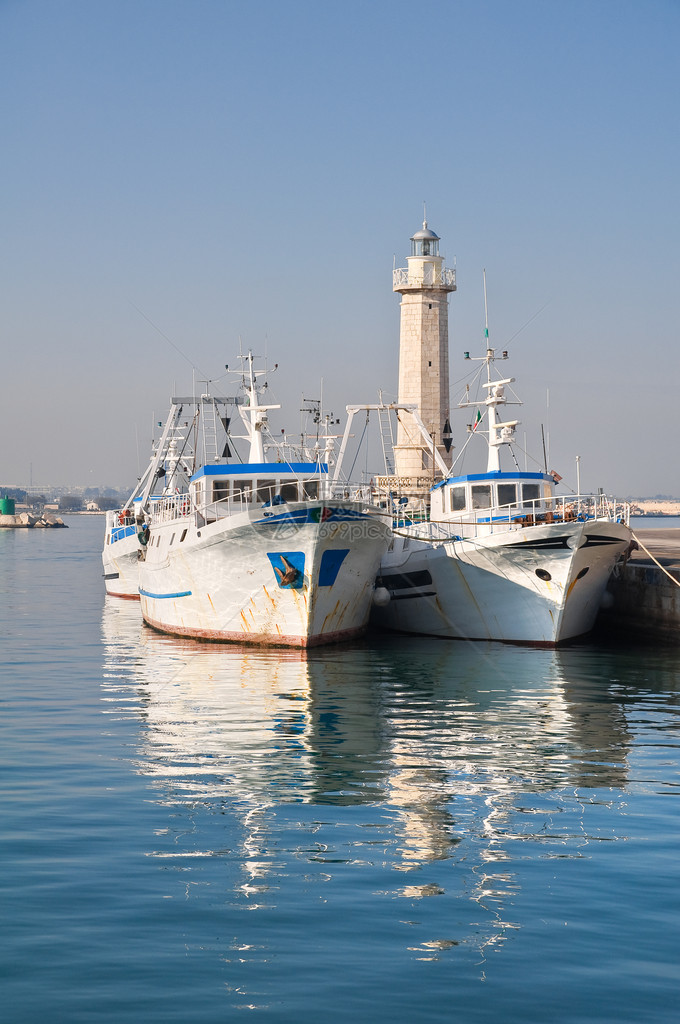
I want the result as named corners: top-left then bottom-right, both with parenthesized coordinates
top-left (302, 479), bottom-right (319, 499)
top-left (280, 482), bottom-right (298, 503)
top-left (180, 529), bottom-right (188, 542)
top-left (213, 481), bottom-right (230, 502)
top-left (497, 483), bottom-right (517, 508)
top-left (256, 479), bottom-right (276, 504)
top-left (448, 485), bottom-right (466, 512)
top-left (543, 483), bottom-right (553, 500)
top-left (471, 485), bottom-right (492, 509)
top-left (170, 533), bottom-right (175, 545)
top-left (232, 479), bottom-right (252, 502)
top-left (522, 483), bottom-right (541, 508)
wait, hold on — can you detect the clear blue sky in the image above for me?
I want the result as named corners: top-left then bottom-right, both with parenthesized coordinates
top-left (1, 0), bottom-right (678, 496)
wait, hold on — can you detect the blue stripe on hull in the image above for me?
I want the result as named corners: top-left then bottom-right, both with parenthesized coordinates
top-left (139, 588), bottom-right (192, 599)
top-left (254, 508), bottom-right (372, 526)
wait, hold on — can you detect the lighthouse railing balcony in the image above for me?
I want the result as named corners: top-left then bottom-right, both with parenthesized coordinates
top-left (393, 266), bottom-right (457, 290)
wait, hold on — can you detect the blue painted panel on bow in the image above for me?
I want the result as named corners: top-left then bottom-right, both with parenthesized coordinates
top-left (318, 549), bottom-right (349, 587)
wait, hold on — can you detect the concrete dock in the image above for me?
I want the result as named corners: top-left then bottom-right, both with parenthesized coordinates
top-left (603, 528), bottom-right (680, 639)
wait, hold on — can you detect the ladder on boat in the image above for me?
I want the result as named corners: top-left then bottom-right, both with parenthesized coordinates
top-left (199, 396), bottom-right (222, 464)
top-left (377, 401), bottom-right (395, 476)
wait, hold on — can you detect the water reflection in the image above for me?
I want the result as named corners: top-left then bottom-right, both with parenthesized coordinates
top-left (102, 599), bottom-right (389, 808)
top-left (101, 598), bottom-right (668, 961)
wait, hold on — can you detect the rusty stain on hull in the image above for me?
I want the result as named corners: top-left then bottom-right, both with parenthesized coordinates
top-left (321, 599), bottom-right (342, 633)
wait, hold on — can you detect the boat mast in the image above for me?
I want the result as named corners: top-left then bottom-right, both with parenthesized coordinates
top-left (239, 351), bottom-right (281, 463)
top-left (482, 270), bottom-right (501, 473)
top-left (459, 271), bottom-right (520, 473)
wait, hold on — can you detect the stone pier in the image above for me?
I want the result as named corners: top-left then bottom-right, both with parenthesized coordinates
top-left (601, 529), bottom-right (680, 639)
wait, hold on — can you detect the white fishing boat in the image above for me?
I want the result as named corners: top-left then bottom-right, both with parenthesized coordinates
top-left (102, 416), bottom-right (193, 598)
top-left (138, 353), bottom-right (392, 647)
top-left (371, 317), bottom-right (632, 646)
top-left (102, 508), bottom-right (141, 599)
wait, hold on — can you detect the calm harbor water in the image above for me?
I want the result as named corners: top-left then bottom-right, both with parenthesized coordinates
top-left (2, 515), bottom-right (680, 1022)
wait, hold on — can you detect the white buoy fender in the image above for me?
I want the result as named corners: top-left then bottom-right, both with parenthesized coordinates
top-left (372, 586), bottom-right (391, 607)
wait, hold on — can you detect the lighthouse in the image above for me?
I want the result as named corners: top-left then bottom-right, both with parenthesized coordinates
top-left (393, 219), bottom-right (456, 485)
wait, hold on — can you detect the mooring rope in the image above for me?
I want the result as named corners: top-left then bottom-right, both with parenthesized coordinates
top-left (630, 531), bottom-right (680, 589)
top-left (388, 527), bottom-right (680, 585)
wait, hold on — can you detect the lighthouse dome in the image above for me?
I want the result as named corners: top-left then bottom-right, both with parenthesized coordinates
top-left (411, 222), bottom-right (440, 242)
top-left (410, 220), bottom-right (440, 257)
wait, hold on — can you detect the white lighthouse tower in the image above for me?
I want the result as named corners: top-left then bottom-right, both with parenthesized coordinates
top-left (393, 219), bottom-right (456, 487)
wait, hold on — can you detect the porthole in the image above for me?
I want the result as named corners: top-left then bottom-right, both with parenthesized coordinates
top-left (576, 567), bottom-right (590, 580)
top-left (535, 568), bottom-right (552, 581)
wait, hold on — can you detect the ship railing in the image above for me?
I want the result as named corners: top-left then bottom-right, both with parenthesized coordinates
top-left (400, 493), bottom-right (630, 540)
top-left (329, 483), bottom-right (374, 503)
top-left (198, 483), bottom-right (331, 520)
top-left (196, 491), bottom-right (256, 524)
top-left (374, 495), bottom-right (428, 528)
top-left (149, 481), bottom-right (384, 526)
top-left (105, 508), bottom-right (124, 529)
top-left (149, 489), bottom-right (630, 531)
top-left (479, 494), bottom-right (630, 531)
top-left (106, 507), bottom-right (139, 544)
top-left (542, 493), bottom-right (630, 526)
top-left (148, 493), bottom-right (193, 524)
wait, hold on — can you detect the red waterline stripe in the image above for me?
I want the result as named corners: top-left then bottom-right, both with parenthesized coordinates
top-left (141, 614), bottom-right (366, 648)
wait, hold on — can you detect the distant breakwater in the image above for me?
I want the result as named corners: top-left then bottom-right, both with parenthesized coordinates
top-left (0, 513), bottom-right (67, 529)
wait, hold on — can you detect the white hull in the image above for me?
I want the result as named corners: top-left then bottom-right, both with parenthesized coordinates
top-left (139, 501), bottom-right (391, 647)
top-left (373, 518), bottom-right (632, 645)
top-left (102, 521), bottom-right (141, 599)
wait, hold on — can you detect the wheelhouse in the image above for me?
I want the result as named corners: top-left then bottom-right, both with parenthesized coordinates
top-left (430, 472), bottom-right (555, 523)
top-left (190, 462), bottom-right (329, 521)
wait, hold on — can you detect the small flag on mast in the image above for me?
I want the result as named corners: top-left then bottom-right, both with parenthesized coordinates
top-left (472, 409), bottom-right (482, 431)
